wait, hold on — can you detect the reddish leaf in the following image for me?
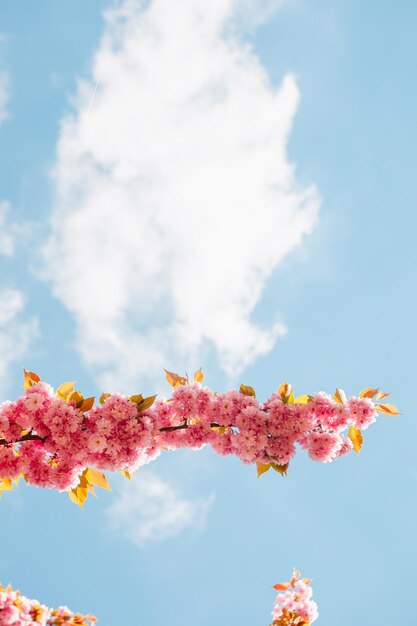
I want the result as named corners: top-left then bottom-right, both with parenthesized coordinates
top-left (164, 369), bottom-right (188, 388)
top-left (359, 387), bottom-right (379, 399)
top-left (271, 462), bottom-right (289, 476)
top-left (240, 384), bottom-right (256, 397)
top-left (129, 394), bottom-right (144, 404)
top-left (376, 391), bottom-right (390, 401)
top-left (136, 395), bottom-right (158, 412)
top-left (80, 397), bottom-right (95, 412)
top-left (256, 462), bottom-right (271, 477)
top-left (23, 369), bottom-right (41, 389)
top-left (376, 403), bottom-right (400, 415)
top-left (273, 582), bottom-right (291, 591)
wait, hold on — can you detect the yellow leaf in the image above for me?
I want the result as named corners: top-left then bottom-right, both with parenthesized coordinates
top-left (333, 388), bottom-right (346, 405)
top-left (76, 486), bottom-right (89, 504)
top-left (76, 470), bottom-right (89, 489)
top-left (68, 486), bottom-right (88, 507)
top-left (294, 394), bottom-right (313, 405)
top-left (68, 488), bottom-right (79, 507)
top-left (86, 484), bottom-right (97, 497)
top-left (164, 369), bottom-right (188, 388)
top-left (194, 367), bottom-right (204, 383)
top-left (84, 467), bottom-right (111, 491)
top-left (376, 403), bottom-right (400, 415)
top-left (0, 478), bottom-right (13, 491)
top-left (23, 369), bottom-right (41, 389)
top-left (271, 462), bottom-right (289, 476)
top-left (349, 426), bottom-right (363, 453)
top-left (100, 393), bottom-right (111, 405)
top-left (240, 384), bottom-right (256, 397)
top-left (129, 394), bottom-right (144, 404)
top-left (136, 395), bottom-right (158, 412)
top-left (80, 397), bottom-right (95, 412)
top-left (121, 470), bottom-right (131, 480)
top-left (278, 382), bottom-right (293, 403)
top-left (256, 462), bottom-right (271, 477)
top-left (359, 387), bottom-right (379, 399)
top-left (56, 381), bottom-right (75, 401)
top-left (68, 390), bottom-right (84, 407)
top-left (211, 425), bottom-right (228, 434)
top-left (376, 391), bottom-right (390, 401)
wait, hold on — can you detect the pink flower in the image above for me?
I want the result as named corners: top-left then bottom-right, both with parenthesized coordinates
top-left (87, 434), bottom-right (107, 453)
top-left (0, 375), bottom-right (385, 492)
top-left (272, 570), bottom-right (318, 624)
top-left (305, 431), bottom-right (344, 463)
top-left (0, 582), bottom-right (95, 625)
top-left (348, 397), bottom-right (377, 430)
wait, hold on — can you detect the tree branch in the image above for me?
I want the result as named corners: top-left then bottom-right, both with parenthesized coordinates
top-left (0, 421), bottom-right (233, 445)
top-left (0, 432), bottom-right (46, 447)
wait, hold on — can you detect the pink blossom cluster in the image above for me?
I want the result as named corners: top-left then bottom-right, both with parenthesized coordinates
top-left (0, 378), bottom-right (379, 491)
top-left (0, 584), bottom-right (95, 625)
top-left (272, 571), bottom-right (318, 625)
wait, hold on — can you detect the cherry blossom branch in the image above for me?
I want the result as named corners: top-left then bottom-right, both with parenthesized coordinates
top-left (0, 369), bottom-right (398, 506)
top-left (0, 572), bottom-right (318, 625)
top-left (158, 421), bottom-right (189, 432)
top-left (0, 432), bottom-right (45, 446)
top-left (0, 583), bottom-right (96, 625)
top-left (0, 422), bottom-right (232, 443)
top-left (271, 570), bottom-right (318, 625)
top-left (158, 421), bottom-right (233, 432)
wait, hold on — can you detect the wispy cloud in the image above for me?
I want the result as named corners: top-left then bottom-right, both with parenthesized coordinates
top-left (43, 0), bottom-right (320, 392)
top-left (0, 201), bottom-right (16, 257)
top-left (0, 199), bottom-right (38, 397)
top-left (0, 289), bottom-right (38, 401)
top-left (106, 471), bottom-right (215, 547)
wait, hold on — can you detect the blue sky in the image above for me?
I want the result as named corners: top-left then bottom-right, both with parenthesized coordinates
top-left (0, 1), bottom-right (416, 625)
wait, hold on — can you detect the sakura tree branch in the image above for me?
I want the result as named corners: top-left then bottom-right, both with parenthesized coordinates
top-left (0, 432), bottom-right (46, 446)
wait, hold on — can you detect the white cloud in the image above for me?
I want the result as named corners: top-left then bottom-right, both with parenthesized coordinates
top-left (106, 471), bottom-right (215, 547)
top-left (0, 201), bottom-right (38, 398)
top-left (0, 49), bottom-right (37, 396)
top-left (0, 201), bottom-right (16, 256)
top-left (43, 0), bottom-right (320, 391)
top-left (0, 289), bottom-right (38, 402)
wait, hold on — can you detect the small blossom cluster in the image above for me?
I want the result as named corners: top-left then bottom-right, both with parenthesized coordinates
top-left (272, 571), bottom-right (318, 626)
top-left (0, 372), bottom-right (389, 493)
top-left (0, 584), bottom-right (95, 625)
